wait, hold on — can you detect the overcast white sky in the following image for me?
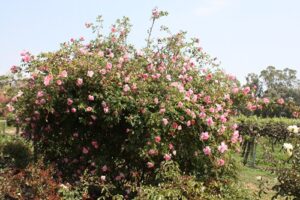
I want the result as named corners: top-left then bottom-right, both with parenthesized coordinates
top-left (1, 0), bottom-right (299, 82)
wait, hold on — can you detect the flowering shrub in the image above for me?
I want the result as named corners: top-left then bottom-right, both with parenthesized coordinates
top-left (9, 9), bottom-right (257, 196)
top-left (272, 125), bottom-right (300, 199)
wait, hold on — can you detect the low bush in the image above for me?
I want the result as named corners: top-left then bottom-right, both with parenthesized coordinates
top-left (0, 135), bottom-right (32, 169)
top-left (58, 161), bottom-right (250, 200)
top-left (236, 116), bottom-right (300, 140)
top-left (0, 160), bottom-right (60, 200)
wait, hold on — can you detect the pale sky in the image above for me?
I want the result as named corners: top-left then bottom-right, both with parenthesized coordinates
top-left (1, 0), bottom-right (300, 82)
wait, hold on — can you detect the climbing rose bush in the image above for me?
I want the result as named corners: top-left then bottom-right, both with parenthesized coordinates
top-left (10, 10), bottom-right (256, 192)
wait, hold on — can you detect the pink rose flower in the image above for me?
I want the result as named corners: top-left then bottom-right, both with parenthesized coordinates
top-left (203, 146), bottom-right (211, 156)
top-left (232, 87), bottom-right (239, 94)
top-left (102, 165), bottom-right (108, 172)
top-left (186, 120), bottom-right (191, 127)
top-left (206, 73), bottom-right (212, 81)
top-left (82, 147), bottom-right (89, 154)
top-left (100, 176), bottom-right (106, 181)
top-left (162, 118), bottom-right (169, 126)
top-left (243, 87), bottom-right (251, 95)
top-left (231, 131), bottom-right (240, 144)
top-left (56, 80), bottom-right (62, 85)
top-left (166, 74), bottom-right (171, 81)
top-left (159, 108), bottom-right (166, 114)
top-left (37, 91), bottom-right (44, 98)
top-left (232, 123), bottom-right (238, 130)
top-left (86, 107), bottom-right (93, 112)
top-left (147, 162), bottom-right (154, 168)
top-left (217, 159), bottom-right (225, 166)
top-left (218, 142), bottom-right (228, 153)
top-left (44, 74), bottom-right (53, 86)
top-left (148, 149), bottom-right (157, 156)
top-left (263, 98), bottom-right (270, 104)
top-left (220, 115), bottom-right (227, 123)
top-left (204, 96), bottom-right (211, 104)
top-left (123, 84), bottom-right (130, 92)
top-left (71, 108), bottom-right (77, 113)
top-left (91, 141), bottom-right (99, 149)
top-left (206, 117), bottom-right (214, 126)
top-left (87, 70), bottom-right (94, 77)
top-left (6, 104), bottom-right (15, 112)
top-left (178, 101), bottom-right (183, 108)
top-left (103, 106), bottom-right (109, 113)
top-left (88, 95), bottom-right (94, 101)
top-left (67, 98), bottom-right (73, 105)
top-left (200, 132), bottom-right (210, 141)
top-left (172, 122), bottom-right (178, 129)
top-left (154, 136), bottom-right (161, 143)
top-left (98, 51), bottom-right (104, 57)
top-left (76, 78), bottom-right (83, 86)
top-left (152, 8), bottom-right (160, 18)
top-left (40, 99), bottom-right (46, 104)
top-left (21, 51), bottom-right (31, 63)
top-left (106, 62), bottom-right (112, 70)
top-left (60, 70), bottom-right (68, 78)
top-left (164, 154), bottom-right (171, 161)
top-left (199, 112), bottom-right (206, 119)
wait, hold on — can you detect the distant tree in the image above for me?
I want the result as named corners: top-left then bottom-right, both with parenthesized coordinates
top-left (245, 66), bottom-right (300, 117)
top-left (245, 73), bottom-right (263, 97)
top-left (246, 66), bottom-right (299, 102)
top-left (260, 66), bottom-right (299, 100)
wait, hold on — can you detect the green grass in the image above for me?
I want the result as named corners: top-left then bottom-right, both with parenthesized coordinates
top-left (235, 137), bottom-right (291, 200)
top-left (238, 163), bottom-right (278, 199)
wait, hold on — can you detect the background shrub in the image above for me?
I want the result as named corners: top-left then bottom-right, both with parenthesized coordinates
top-left (0, 135), bottom-right (32, 169)
top-left (0, 160), bottom-right (60, 200)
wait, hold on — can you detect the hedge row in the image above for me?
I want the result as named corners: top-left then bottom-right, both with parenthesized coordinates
top-left (235, 116), bottom-right (300, 140)
top-left (233, 116), bottom-right (300, 166)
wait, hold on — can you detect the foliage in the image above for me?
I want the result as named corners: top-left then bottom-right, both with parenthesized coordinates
top-left (137, 177), bottom-right (252, 200)
top-left (0, 160), bottom-right (61, 200)
top-left (236, 115), bottom-right (300, 140)
top-left (0, 134), bottom-right (32, 169)
top-left (58, 161), bottom-right (250, 200)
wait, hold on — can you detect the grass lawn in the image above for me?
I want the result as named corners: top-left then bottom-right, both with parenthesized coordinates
top-left (238, 163), bottom-right (279, 199)
top-left (236, 137), bottom-right (290, 200)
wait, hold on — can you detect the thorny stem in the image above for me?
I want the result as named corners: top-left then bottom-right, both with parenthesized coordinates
top-left (147, 18), bottom-right (156, 48)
